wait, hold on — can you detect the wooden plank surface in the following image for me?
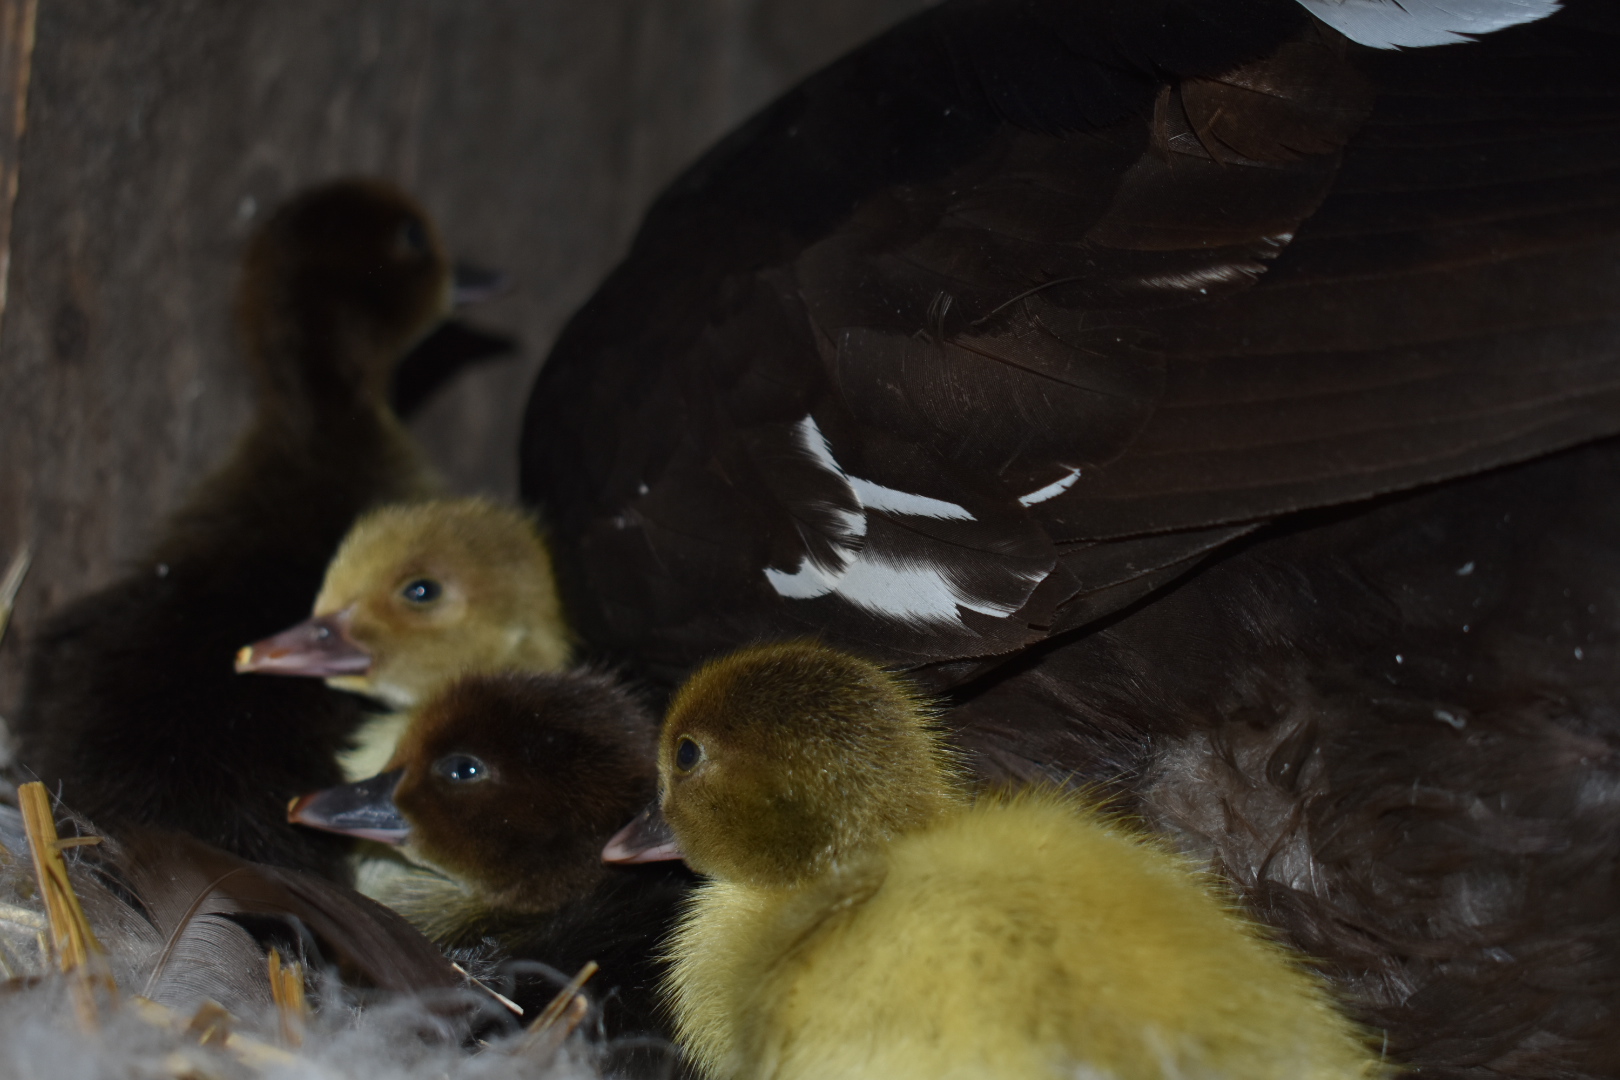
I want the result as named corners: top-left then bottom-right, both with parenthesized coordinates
top-left (0, 0), bottom-right (929, 723)
top-left (0, 0), bottom-right (35, 333)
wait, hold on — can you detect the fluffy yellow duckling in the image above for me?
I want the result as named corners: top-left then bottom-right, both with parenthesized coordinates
top-left (236, 497), bottom-right (571, 775)
top-left (652, 642), bottom-right (1379, 1080)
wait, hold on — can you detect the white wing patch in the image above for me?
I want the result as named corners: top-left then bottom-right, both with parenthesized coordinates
top-left (763, 558), bottom-right (843, 600)
top-left (850, 477), bottom-right (976, 520)
top-left (1295, 0), bottom-right (1560, 49)
top-left (1019, 467), bottom-right (1082, 507)
top-left (833, 549), bottom-right (1043, 623)
top-left (766, 415), bottom-right (1045, 627)
top-left (766, 545), bottom-right (1042, 623)
top-left (789, 415), bottom-right (976, 523)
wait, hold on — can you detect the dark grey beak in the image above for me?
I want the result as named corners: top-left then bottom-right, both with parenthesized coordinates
top-left (451, 262), bottom-right (509, 306)
top-left (288, 768), bottom-right (410, 845)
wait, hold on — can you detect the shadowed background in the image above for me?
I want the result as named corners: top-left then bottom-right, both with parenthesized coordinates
top-left (0, 0), bottom-right (930, 721)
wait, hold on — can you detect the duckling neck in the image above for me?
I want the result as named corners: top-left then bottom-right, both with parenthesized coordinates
top-left (245, 307), bottom-right (401, 420)
top-left (483, 851), bottom-right (614, 916)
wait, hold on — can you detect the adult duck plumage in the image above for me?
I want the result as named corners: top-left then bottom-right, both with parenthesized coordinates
top-left (518, 2), bottom-right (1620, 1075)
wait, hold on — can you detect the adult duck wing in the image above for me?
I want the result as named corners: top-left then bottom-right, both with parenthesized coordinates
top-left (522, 0), bottom-right (1620, 680)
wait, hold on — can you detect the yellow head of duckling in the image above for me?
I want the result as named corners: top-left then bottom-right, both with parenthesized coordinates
top-left (317, 498), bottom-right (570, 706)
top-left (243, 497), bottom-right (572, 708)
top-left (659, 641), bottom-right (965, 889)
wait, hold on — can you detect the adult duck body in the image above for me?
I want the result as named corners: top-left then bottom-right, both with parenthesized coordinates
top-left (521, 1), bottom-right (1620, 1075)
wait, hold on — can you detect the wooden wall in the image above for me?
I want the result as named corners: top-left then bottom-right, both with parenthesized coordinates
top-left (0, 0), bottom-right (929, 722)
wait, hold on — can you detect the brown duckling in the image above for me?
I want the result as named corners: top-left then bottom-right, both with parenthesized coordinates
top-left (644, 641), bottom-right (1377, 1080)
top-left (289, 670), bottom-right (691, 1041)
top-left (13, 180), bottom-right (483, 879)
top-left (237, 497), bottom-right (571, 777)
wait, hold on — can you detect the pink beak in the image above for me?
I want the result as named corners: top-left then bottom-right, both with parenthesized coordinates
top-left (236, 606), bottom-right (370, 678)
top-left (602, 804), bottom-right (685, 864)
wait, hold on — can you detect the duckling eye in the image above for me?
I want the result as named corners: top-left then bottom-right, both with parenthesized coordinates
top-left (401, 578), bottom-right (441, 604)
top-left (434, 754), bottom-right (489, 784)
top-left (674, 736), bottom-right (703, 772)
top-left (396, 219), bottom-right (429, 258)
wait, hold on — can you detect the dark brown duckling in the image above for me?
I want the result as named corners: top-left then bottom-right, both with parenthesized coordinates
top-left (12, 180), bottom-right (487, 880)
top-left (289, 670), bottom-right (692, 1042)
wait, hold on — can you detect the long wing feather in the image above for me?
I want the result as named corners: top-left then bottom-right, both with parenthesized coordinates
top-left (522, 0), bottom-right (1620, 682)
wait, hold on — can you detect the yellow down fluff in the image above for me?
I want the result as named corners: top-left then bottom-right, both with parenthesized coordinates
top-left (666, 788), bottom-right (1379, 1080)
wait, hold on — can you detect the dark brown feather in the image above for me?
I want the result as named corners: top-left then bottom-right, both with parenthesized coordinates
top-left (518, 2), bottom-right (1620, 1074)
top-left (111, 828), bottom-right (461, 995)
top-left (522, 0), bottom-right (1620, 680)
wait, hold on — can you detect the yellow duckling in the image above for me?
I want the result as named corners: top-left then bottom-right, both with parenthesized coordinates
top-left (652, 642), bottom-right (1379, 1080)
top-left (236, 497), bottom-right (571, 776)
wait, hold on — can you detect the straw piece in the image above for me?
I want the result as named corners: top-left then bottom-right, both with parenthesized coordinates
top-left (267, 948), bottom-right (306, 1048)
top-left (52, 836), bottom-right (102, 851)
top-left (17, 781), bottom-right (114, 1028)
top-left (17, 783), bottom-right (106, 974)
top-left (185, 1000), bottom-right (233, 1048)
top-left (131, 996), bottom-right (300, 1069)
top-left (514, 960), bottom-right (597, 1060)
top-left (0, 544), bottom-right (29, 647)
top-left (452, 960), bottom-right (523, 1016)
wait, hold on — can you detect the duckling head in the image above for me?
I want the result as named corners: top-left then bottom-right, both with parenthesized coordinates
top-left (237, 498), bottom-right (571, 708)
top-left (292, 670), bottom-right (657, 913)
top-left (238, 179), bottom-right (452, 407)
top-left (656, 641), bottom-right (964, 889)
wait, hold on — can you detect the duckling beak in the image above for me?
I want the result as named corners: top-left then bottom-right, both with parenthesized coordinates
top-left (602, 803), bottom-right (685, 864)
top-left (451, 262), bottom-right (509, 307)
top-left (288, 768), bottom-right (409, 844)
top-left (235, 607), bottom-right (370, 678)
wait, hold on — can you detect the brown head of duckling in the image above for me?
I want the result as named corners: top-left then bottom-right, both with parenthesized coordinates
top-left (386, 670), bottom-right (657, 913)
top-left (238, 178), bottom-right (452, 411)
top-left (659, 641), bottom-right (964, 889)
top-left (239, 498), bottom-right (571, 708)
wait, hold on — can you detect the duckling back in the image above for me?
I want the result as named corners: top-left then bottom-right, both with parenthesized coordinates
top-left (669, 790), bottom-right (1377, 1080)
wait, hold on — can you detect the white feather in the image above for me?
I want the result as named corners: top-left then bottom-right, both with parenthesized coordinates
top-left (850, 476), bottom-right (975, 521)
top-left (767, 414), bottom-right (1047, 623)
top-left (767, 543), bottom-right (1046, 627)
top-left (1018, 468), bottom-right (1082, 508)
top-left (831, 548), bottom-right (1042, 625)
top-left (1294, 0), bottom-right (1561, 49)
top-left (788, 416), bottom-right (976, 524)
top-left (763, 558), bottom-right (842, 600)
